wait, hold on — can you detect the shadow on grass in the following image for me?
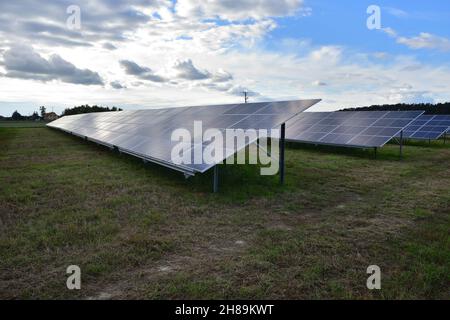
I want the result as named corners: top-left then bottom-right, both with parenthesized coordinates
top-left (400, 138), bottom-right (450, 149)
top-left (287, 138), bottom-right (450, 161)
top-left (49, 128), bottom-right (449, 202)
top-left (61, 131), bottom-right (283, 202)
top-left (285, 141), bottom-right (407, 161)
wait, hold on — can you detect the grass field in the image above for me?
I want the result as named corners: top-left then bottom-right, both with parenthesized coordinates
top-left (0, 126), bottom-right (449, 299)
top-left (0, 121), bottom-right (46, 128)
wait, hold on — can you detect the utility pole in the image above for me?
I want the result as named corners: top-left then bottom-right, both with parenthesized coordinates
top-left (243, 91), bottom-right (248, 104)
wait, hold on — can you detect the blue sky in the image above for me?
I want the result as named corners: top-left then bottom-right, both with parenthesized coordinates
top-left (0, 0), bottom-right (450, 116)
top-left (267, 0), bottom-right (450, 63)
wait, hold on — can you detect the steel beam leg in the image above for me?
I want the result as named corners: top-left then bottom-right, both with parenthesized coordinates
top-left (213, 165), bottom-right (219, 193)
top-left (399, 130), bottom-right (403, 160)
top-left (279, 123), bottom-right (285, 185)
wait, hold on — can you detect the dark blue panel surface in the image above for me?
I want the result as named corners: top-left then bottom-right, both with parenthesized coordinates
top-left (48, 99), bottom-right (321, 175)
top-left (400, 115), bottom-right (450, 140)
top-left (286, 111), bottom-right (424, 148)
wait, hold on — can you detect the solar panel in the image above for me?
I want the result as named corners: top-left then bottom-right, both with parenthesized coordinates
top-left (399, 115), bottom-right (450, 140)
top-left (285, 111), bottom-right (424, 148)
top-left (48, 99), bottom-right (321, 175)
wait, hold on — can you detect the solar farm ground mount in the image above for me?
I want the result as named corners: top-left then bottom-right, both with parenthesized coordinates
top-left (47, 99), bottom-right (321, 177)
top-left (399, 114), bottom-right (450, 140)
top-left (285, 111), bottom-right (424, 148)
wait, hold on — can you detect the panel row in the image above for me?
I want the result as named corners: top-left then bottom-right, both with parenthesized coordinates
top-left (400, 115), bottom-right (450, 140)
top-left (48, 100), bottom-right (321, 174)
top-left (286, 111), bottom-right (424, 147)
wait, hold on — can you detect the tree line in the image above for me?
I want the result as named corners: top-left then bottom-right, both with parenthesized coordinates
top-left (2, 102), bottom-right (448, 121)
top-left (0, 105), bottom-right (123, 121)
top-left (341, 102), bottom-right (450, 114)
top-left (62, 105), bottom-right (122, 116)
top-left (2, 109), bottom-right (42, 121)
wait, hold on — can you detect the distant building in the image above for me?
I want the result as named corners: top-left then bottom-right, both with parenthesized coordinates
top-left (44, 112), bottom-right (59, 121)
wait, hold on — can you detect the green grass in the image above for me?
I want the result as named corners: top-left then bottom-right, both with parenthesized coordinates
top-left (0, 121), bottom-right (46, 128)
top-left (0, 127), bottom-right (449, 299)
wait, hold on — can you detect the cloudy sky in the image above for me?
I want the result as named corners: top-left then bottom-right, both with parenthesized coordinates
top-left (1, 0), bottom-right (450, 116)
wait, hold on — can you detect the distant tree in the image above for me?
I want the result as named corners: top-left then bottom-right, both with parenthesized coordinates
top-left (31, 111), bottom-right (40, 120)
top-left (40, 106), bottom-right (46, 118)
top-left (340, 102), bottom-right (450, 115)
top-left (11, 110), bottom-right (24, 121)
top-left (62, 104), bottom-right (123, 116)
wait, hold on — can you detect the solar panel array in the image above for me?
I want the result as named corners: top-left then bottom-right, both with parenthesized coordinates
top-left (399, 115), bottom-right (450, 140)
top-left (48, 99), bottom-right (321, 175)
top-left (285, 111), bottom-right (424, 148)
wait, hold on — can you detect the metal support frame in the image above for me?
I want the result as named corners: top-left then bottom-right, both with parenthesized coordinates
top-left (444, 132), bottom-right (447, 145)
top-left (374, 147), bottom-right (377, 159)
top-left (279, 123), bottom-right (286, 185)
top-left (255, 141), bottom-right (273, 158)
top-left (211, 124), bottom-right (287, 193)
top-left (213, 165), bottom-right (219, 193)
top-left (399, 130), bottom-right (403, 159)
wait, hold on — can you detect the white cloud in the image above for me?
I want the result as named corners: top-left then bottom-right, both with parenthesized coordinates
top-left (173, 59), bottom-right (210, 80)
top-left (3, 45), bottom-right (103, 85)
top-left (384, 7), bottom-right (408, 18)
top-left (312, 80), bottom-right (327, 86)
top-left (0, 0), bottom-right (171, 47)
top-left (382, 28), bottom-right (450, 52)
top-left (212, 69), bottom-right (233, 82)
top-left (381, 27), bottom-right (397, 38)
top-left (175, 0), bottom-right (305, 21)
top-left (102, 43), bottom-right (117, 50)
top-left (387, 85), bottom-right (434, 104)
top-left (143, 18), bottom-right (276, 53)
top-left (120, 60), bottom-right (166, 82)
top-left (397, 33), bottom-right (450, 51)
top-left (372, 52), bottom-right (389, 59)
top-left (172, 59), bottom-right (256, 96)
top-left (110, 81), bottom-right (126, 89)
top-left (197, 47), bottom-right (450, 110)
top-left (117, 57), bottom-right (251, 96)
top-left (226, 85), bottom-right (260, 97)
top-left (309, 46), bottom-right (342, 64)
top-left (0, 1), bottom-right (449, 117)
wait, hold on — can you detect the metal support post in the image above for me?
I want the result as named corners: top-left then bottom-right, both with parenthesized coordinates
top-left (213, 165), bottom-right (219, 193)
top-left (399, 130), bottom-right (403, 160)
top-left (279, 123), bottom-right (286, 185)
